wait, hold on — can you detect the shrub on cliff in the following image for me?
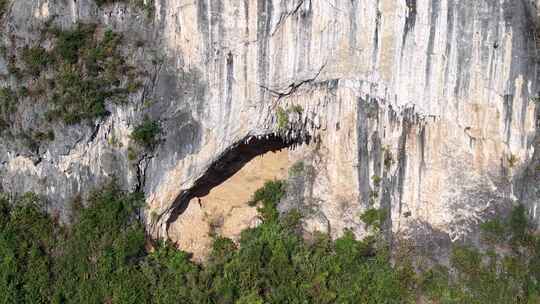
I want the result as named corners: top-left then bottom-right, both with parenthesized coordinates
top-left (0, 0), bottom-right (7, 19)
top-left (130, 117), bottom-right (162, 149)
top-left (21, 46), bottom-right (51, 77)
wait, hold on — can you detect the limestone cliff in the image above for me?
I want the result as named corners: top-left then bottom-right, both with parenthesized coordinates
top-left (0, 0), bottom-right (538, 259)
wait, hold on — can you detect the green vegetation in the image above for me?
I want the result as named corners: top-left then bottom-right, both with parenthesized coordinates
top-left (276, 105), bottom-right (304, 131)
top-left (45, 25), bottom-right (139, 124)
top-left (508, 153), bottom-right (520, 168)
top-left (0, 0), bottom-right (8, 19)
top-left (0, 181), bottom-right (413, 303)
top-left (360, 207), bottom-right (387, 230)
top-left (131, 0), bottom-right (155, 17)
top-left (130, 118), bottom-right (161, 149)
top-left (94, 0), bottom-right (120, 6)
top-left (480, 218), bottom-right (506, 244)
top-left (288, 161), bottom-right (304, 177)
top-left (372, 175), bottom-right (382, 187)
top-left (384, 149), bottom-right (394, 169)
top-left (21, 46), bottom-right (51, 77)
top-left (248, 180), bottom-right (285, 222)
top-left (0, 87), bottom-right (17, 130)
top-left (53, 24), bottom-right (96, 64)
top-left (0, 18), bottom-right (151, 151)
top-left (419, 204), bottom-right (540, 303)
top-left (33, 130), bottom-right (55, 142)
top-left (1, 180), bottom-right (540, 303)
top-left (289, 104), bottom-right (303, 114)
top-left (127, 146), bottom-right (138, 161)
top-left (276, 106), bottom-right (289, 131)
top-left (0, 87), bottom-right (17, 110)
top-left (1, 23), bottom-right (142, 127)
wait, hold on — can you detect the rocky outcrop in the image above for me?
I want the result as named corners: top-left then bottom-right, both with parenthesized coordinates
top-left (0, 0), bottom-right (538, 258)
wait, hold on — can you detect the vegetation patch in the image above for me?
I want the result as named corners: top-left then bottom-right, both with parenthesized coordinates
top-left (7, 180), bottom-right (407, 303)
top-left (289, 104), bottom-right (303, 114)
top-left (360, 207), bottom-right (387, 230)
top-left (480, 218), bottom-right (506, 244)
top-left (0, 22), bottom-right (145, 146)
top-left (276, 106), bottom-right (289, 131)
top-left (288, 161), bottom-right (304, 177)
top-left (419, 203), bottom-right (540, 303)
top-left (1, 181), bottom-right (540, 303)
top-left (45, 25), bottom-right (141, 124)
top-left (21, 46), bottom-right (52, 77)
top-left (275, 105), bottom-right (304, 131)
top-left (383, 146), bottom-right (394, 169)
top-left (508, 153), bottom-right (519, 168)
top-left (130, 117), bottom-right (161, 149)
top-left (0, 0), bottom-right (8, 19)
top-left (248, 180), bottom-right (285, 222)
top-left (0, 87), bottom-right (17, 131)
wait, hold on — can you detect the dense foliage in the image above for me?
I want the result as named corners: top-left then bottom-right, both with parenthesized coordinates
top-left (420, 205), bottom-right (540, 303)
top-left (130, 118), bottom-right (161, 149)
top-left (1, 181), bottom-right (539, 303)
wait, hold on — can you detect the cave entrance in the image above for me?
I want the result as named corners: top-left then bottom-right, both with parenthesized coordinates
top-left (166, 134), bottom-right (304, 261)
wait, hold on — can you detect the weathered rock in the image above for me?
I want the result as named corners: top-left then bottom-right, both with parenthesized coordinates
top-left (0, 0), bottom-right (538, 259)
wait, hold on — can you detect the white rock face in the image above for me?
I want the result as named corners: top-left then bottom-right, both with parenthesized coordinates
top-left (147, 0), bottom-right (539, 244)
top-left (0, 0), bottom-right (538, 253)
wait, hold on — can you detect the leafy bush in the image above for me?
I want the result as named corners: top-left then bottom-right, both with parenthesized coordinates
top-left (53, 24), bottom-right (95, 64)
top-left (480, 218), bottom-right (506, 244)
top-left (21, 46), bottom-right (52, 76)
top-left (48, 66), bottom-right (111, 124)
top-left (360, 207), bottom-right (387, 230)
top-left (276, 106), bottom-right (289, 131)
top-left (383, 148), bottom-right (394, 169)
top-left (0, 87), bottom-right (17, 129)
top-left (372, 175), bottom-right (382, 187)
top-left (130, 118), bottom-right (161, 149)
top-left (0, 0), bottom-right (8, 19)
top-left (510, 204), bottom-right (530, 245)
top-left (248, 180), bottom-right (285, 222)
top-left (288, 161), bottom-right (304, 177)
top-left (0, 87), bottom-right (17, 113)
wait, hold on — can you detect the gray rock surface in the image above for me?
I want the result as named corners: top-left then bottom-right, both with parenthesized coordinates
top-left (0, 0), bottom-right (538, 256)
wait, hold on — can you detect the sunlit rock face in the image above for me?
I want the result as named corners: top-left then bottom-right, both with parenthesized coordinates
top-left (0, 0), bottom-right (538, 257)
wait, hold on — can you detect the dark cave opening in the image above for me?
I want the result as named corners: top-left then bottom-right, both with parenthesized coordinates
top-left (165, 133), bottom-right (310, 231)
